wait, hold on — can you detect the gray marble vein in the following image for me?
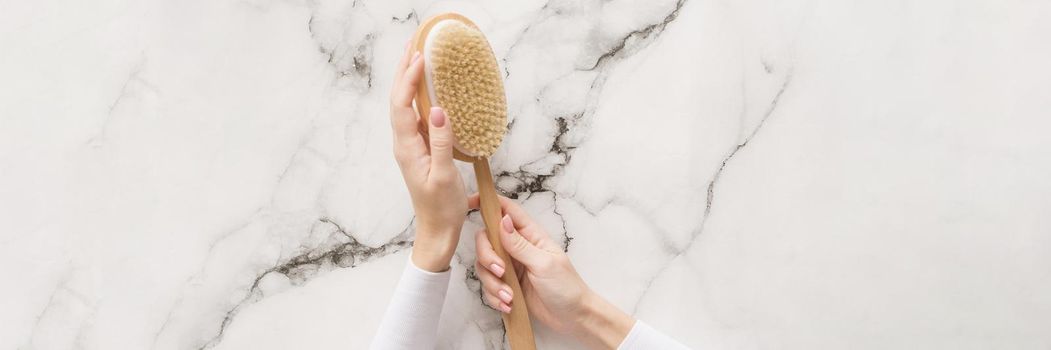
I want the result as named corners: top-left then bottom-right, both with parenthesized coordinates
top-left (3, 0), bottom-right (1051, 349)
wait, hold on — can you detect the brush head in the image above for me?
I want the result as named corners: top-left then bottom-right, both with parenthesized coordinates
top-left (416, 15), bottom-right (507, 159)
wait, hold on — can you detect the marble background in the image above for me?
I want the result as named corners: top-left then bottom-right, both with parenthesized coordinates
top-left (3, 0), bottom-right (1051, 349)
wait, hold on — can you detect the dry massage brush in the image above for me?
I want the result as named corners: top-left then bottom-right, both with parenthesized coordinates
top-left (412, 13), bottom-right (536, 349)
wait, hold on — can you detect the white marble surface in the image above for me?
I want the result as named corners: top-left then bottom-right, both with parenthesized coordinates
top-left (3, 0), bottom-right (1051, 349)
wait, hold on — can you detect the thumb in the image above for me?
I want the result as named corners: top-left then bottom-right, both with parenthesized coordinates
top-left (427, 107), bottom-right (455, 172)
top-left (498, 214), bottom-right (547, 269)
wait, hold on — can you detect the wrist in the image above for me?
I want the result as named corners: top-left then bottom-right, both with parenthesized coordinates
top-left (574, 290), bottom-right (636, 349)
top-left (410, 225), bottom-right (461, 272)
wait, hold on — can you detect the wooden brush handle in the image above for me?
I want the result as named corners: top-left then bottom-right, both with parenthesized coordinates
top-left (473, 159), bottom-right (536, 350)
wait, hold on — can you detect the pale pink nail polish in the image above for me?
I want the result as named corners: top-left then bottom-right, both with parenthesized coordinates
top-left (498, 289), bottom-right (513, 303)
top-left (430, 107), bottom-right (445, 127)
top-left (500, 304), bottom-right (511, 314)
top-left (490, 263), bottom-right (505, 277)
top-left (501, 215), bottom-right (513, 233)
top-left (410, 51), bottom-right (420, 63)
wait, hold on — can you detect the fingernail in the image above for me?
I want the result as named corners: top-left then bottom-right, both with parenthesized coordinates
top-left (498, 289), bottom-right (513, 303)
top-left (430, 107), bottom-right (445, 127)
top-left (490, 263), bottom-right (505, 277)
top-left (500, 303), bottom-right (512, 314)
top-left (410, 51), bottom-right (420, 63)
top-left (501, 215), bottom-right (513, 233)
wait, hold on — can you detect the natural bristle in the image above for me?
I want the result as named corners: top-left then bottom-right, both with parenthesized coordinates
top-left (430, 21), bottom-right (507, 157)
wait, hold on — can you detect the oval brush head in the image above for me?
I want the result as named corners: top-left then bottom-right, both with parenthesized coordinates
top-left (414, 14), bottom-right (507, 159)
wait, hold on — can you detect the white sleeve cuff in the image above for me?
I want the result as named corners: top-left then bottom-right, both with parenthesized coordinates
top-left (618, 320), bottom-right (691, 350)
top-left (403, 256), bottom-right (453, 285)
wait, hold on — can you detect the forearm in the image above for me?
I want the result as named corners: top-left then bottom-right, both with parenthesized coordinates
top-left (572, 291), bottom-right (692, 350)
top-left (573, 291), bottom-right (636, 349)
top-left (410, 225), bottom-right (460, 272)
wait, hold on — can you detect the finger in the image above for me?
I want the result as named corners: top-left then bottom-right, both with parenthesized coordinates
top-left (476, 261), bottom-right (513, 305)
top-left (477, 263), bottom-right (512, 314)
top-left (467, 194), bottom-right (530, 229)
top-left (499, 214), bottom-right (549, 269)
top-left (390, 54), bottom-right (424, 143)
top-left (475, 229), bottom-right (506, 278)
top-left (393, 39), bottom-right (413, 86)
top-left (468, 193), bottom-right (549, 246)
top-left (392, 50), bottom-right (424, 108)
top-left (489, 296), bottom-right (510, 313)
top-left (483, 290), bottom-right (507, 313)
top-left (426, 107), bottom-right (457, 181)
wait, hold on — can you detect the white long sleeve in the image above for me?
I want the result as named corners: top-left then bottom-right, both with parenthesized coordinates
top-left (370, 256), bottom-right (451, 350)
top-left (618, 320), bottom-right (691, 350)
